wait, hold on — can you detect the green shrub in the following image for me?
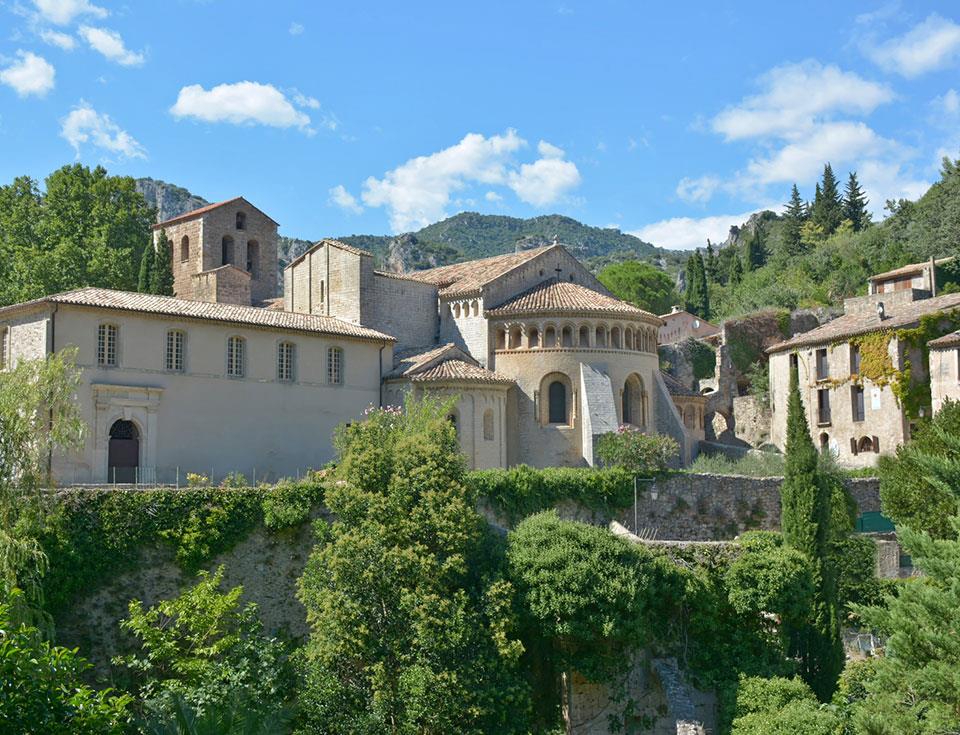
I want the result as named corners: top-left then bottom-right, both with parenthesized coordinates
top-left (0, 589), bottom-right (131, 734)
top-left (688, 451), bottom-right (785, 477)
top-left (466, 465), bottom-right (635, 523)
top-left (731, 676), bottom-right (839, 735)
top-left (594, 427), bottom-right (678, 474)
top-left (261, 476), bottom-right (325, 530)
top-left (725, 532), bottom-right (814, 624)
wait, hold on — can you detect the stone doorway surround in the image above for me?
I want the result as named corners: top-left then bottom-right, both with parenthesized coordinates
top-left (92, 383), bottom-right (163, 483)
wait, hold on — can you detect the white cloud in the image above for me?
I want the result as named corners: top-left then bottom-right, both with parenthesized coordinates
top-left (485, 191), bottom-right (503, 202)
top-left (862, 14), bottom-right (960, 77)
top-left (289, 22), bottom-right (304, 36)
top-left (713, 60), bottom-right (893, 141)
top-left (857, 160), bottom-right (930, 216)
top-left (744, 121), bottom-right (892, 186)
top-left (170, 81), bottom-right (314, 132)
top-left (933, 88), bottom-right (960, 116)
top-left (39, 29), bottom-right (76, 50)
top-left (359, 132), bottom-right (581, 231)
top-left (292, 92), bottom-right (319, 109)
top-left (60, 101), bottom-right (146, 159)
top-left (33, 0), bottom-right (106, 25)
top-left (631, 210), bottom-right (759, 251)
top-left (78, 25), bottom-right (144, 66)
top-left (676, 175), bottom-right (720, 204)
top-left (507, 154), bottom-right (581, 207)
top-left (328, 185), bottom-right (363, 214)
top-left (0, 51), bottom-right (55, 97)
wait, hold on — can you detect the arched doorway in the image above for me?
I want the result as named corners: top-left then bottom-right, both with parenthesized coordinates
top-left (109, 419), bottom-right (139, 483)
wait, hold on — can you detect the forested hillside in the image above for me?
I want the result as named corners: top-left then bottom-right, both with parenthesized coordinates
top-left (673, 159), bottom-right (960, 322)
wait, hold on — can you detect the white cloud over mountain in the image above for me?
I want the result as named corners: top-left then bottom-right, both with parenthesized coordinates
top-left (353, 130), bottom-right (582, 232)
top-left (60, 101), bottom-right (146, 159)
top-left (631, 210), bottom-right (760, 251)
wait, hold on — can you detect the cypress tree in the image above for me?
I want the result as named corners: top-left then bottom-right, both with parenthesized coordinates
top-left (781, 363), bottom-right (844, 701)
top-left (744, 221), bottom-right (766, 271)
top-left (150, 229), bottom-right (175, 296)
top-left (812, 164), bottom-right (843, 235)
top-left (728, 254), bottom-right (743, 285)
top-left (137, 241), bottom-right (154, 293)
top-left (843, 171), bottom-right (871, 232)
top-left (783, 184), bottom-right (806, 256)
top-left (684, 251), bottom-right (710, 320)
top-left (705, 240), bottom-right (719, 283)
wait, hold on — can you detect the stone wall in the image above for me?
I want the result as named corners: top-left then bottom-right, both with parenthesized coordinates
top-left (731, 394), bottom-right (771, 447)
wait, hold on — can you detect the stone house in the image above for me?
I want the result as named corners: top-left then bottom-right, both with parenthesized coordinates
top-left (929, 329), bottom-right (960, 413)
top-left (0, 196), bottom-right (706, 481)
top-left (657, 306), bottom-right (720, 345)
top-left (867, 256), bottom-right (953, 295)
top-left (767, 289), bottom-right (960, 467)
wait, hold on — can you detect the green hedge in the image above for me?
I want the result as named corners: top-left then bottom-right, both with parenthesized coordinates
top-left (40, 480), bottom-right (324, 615)
top-left (466, 465), bottom-right (636, 523)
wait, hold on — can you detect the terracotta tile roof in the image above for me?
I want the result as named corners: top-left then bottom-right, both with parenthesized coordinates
top-left (152, 196), bottom-right (279, 229)
top-left (660, 370), bottom-right (703, 397)
top-left (285, 239), bottom-right (373, 270)
top-left (386, 343), bottom-right (513, 385)
top-left (0, 287), bottom-right (394, 342)
top-left (403, 245), bottom-right (556, 297)
top-left (374, 269), bottom-right (434, 284)
top-left (768, 292), bottom-right (960, 353)
top-left (868, 256), bottom-right (954, 282)
top-left (928, 329), bottom-right (960, 349)
top-left (486, 279), bottom-right (661, 322)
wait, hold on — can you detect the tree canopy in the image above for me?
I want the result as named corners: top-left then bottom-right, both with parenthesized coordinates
top-left (597, 260), bottom-right (679, 315)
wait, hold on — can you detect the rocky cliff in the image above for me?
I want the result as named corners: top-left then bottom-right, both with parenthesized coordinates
top-left (135, 178), bottom-right (208, 223)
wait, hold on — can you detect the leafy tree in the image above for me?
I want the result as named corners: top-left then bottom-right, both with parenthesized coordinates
top-left (780, 364), bottom-right (843, 700)
top-left (684, 250), bottom-right (710, 319)
top-left (878, 398), bottom-right (960, 538)
top-left (115, 566), bottom-right (294, 727)
top-left (731, 675), bottom-right (839, 735)
top-left (843, 171), bottom-right (871, 232)
top-left (0, 588), bottom-right (131, 734)
top-left (297, 397), bottom-right (529, 735)
top-left (594, 427), bottom-right (678, 475)
top-left (150, 229), bottom-right (175, 296)
top-left (0, 349), bottom-right (84, 620)
top-left (782, 184), bottom-right (807, 256)
top-left (0, 164), bottom-right (154, 305)
top-left (597, 260), bottom-right (679, 314)
top-left (850, 518), bottom-right (960, 733)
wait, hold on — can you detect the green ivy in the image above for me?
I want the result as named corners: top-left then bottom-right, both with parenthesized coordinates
top-left (39, 480), bottom-right (324, 615)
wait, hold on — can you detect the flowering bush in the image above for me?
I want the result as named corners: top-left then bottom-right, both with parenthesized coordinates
top-left (594, 426), bottom-right (678, 476)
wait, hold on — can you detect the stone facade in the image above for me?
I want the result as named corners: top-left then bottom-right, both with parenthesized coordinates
top-left (658, 306), bottom-right (719, 345)
top-left (155, 197), bottom-right (278, 306)
top-left (929, 332), bottom-right (960, 413)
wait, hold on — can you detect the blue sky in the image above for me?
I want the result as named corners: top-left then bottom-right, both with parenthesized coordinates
top-left (1, 1), bottom-right (959, 249)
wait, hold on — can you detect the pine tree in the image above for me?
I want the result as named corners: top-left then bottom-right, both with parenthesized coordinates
top-left (684, 251), bottom-right (710, 320)
top-left (137, 241), bottom-right (154, 293)
top-left (150, 229), bottom-right (174, 296)
top-left (811, 164), bottom-right (843, 235)
top-left (843, 171), bottom-right (871, 232)
top-left (783, 184), bottom-right (807, 256)
top-left (781, 364), bottom-right (844, 701)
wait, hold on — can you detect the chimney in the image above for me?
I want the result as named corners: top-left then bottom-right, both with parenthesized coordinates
top-left (877, 301), bottom-right (886, 321)
top-left (931, 256), bottom-right (937, 297)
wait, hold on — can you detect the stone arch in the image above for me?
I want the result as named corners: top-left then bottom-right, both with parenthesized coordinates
top-left (819, 432), bottom-right (830, 451)
top-left (453, 303), bottom-right (462, 319)
top-left (625, 328), bottom-right (634, 350)
top-left (179, 235), bottom-right (190, 263)
top-left (470, 300), bottom-right (479, 316)
top-left (235, 211), bottom-right (246, 230)
top-left (611, 325), bottom-right (622, 349)
top-left (561, 324), bottom-right (574, 348)
top-left (528, 326), bottom-right (540, 348)
top-left (578, 324), bottom-right (591, 347)
top-left (595, 324), bottom-right (607, 348)
top-left (246, 240), bottom-right (260, 278)
top-left (495, 327), bottom-right (506, 350)
top-left (857, 436), bottom-right (874, 453)
top-left (108, 418), bottom-right (140, 483)
top-left (539, 372), bottom-right (573, 426)
top-left (544, 325), bottom-right (557, 348)
top-left (509, 325), bottom-right (523, 349)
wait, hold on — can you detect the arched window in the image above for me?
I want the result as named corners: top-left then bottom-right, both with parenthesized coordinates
top-left (483, 408), bottom-right (494, 441)
top-left (180, 235), bottom-right (190, 263)
top-left (470, 300), bottom-right (479, 316)
top-left (97, 323), bottom-right (118, 366)
top-left (625, 329), bottom-right (634, 350)
top-left (509, 326), bottom-right (523, 349)
top-left (528, 327), bottom-right (540, 348)
top-left (595, 325), bottom-right (607, 348)
top-left (226, 336), bottom-right (245, 377)
top-left (453, 303), bottom-right (461, 319)
top-left (108, 419), bottom-right (139, 483)
top-left (247, 240), bottom-right (260, 278)
top-left (327, 346), bottom-right (344, 385)
top-left (579, 325), bottom-right (590, 346)
top-left (544, 326), bottom-right (557, 348)
top-left (236, 211), bottom-right (246, 230)
top-left (548, 380), bottom-right (567, 424)
top-left (561, 325), bottom-right (573, 348)
top-left (623, 374), bottom-right (644, 426)
top-left (684, 406), bottom-right (695, 428)
top-left (611, 326), bottom-right (622, 349)
top-left (496, 328), bottom-right (506, 350)
top-left (277, 341), bottom-right (295, 382)
top-left (221, 235), bottom-right (234, 266)
top-left (857, 436), bottom-right (874, 453)
top-left (165, 329), bottom-right (185, 372)
top-left (819, 432), bottom-right (830, 451)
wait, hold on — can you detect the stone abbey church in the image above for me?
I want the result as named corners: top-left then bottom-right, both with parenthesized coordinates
top-left (0, 197), bottom-right (702, 484)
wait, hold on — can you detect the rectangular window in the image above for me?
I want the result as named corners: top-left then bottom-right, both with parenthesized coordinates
top-left (850, 344), bottom-right (861, 375)
top-left (97, 324), bottom-right (118, 366)
top-left (789, 352), bottom-right (799, 372)
top-left (816, 348), bottom-right (829, 380)
top-left (165, 330), bottom-right (184, 372)
top-left (0, 326), bottom-right (7, 369)
top-left (851, 385), bottom-right (865, 422)
top-left (327, 346), bottom-right (343, 385)
top-left (277, 342), bottom-right (295, 382)
top-left (227, 336), bottom-right (245, 377)
top-left (817, 388), bottom-right (831, 425)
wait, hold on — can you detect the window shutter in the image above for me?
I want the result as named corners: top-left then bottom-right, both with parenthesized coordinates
top-left (851, 437), bottom-right (858, 455)
top-left (872, 436), bottom-right (880, 453)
